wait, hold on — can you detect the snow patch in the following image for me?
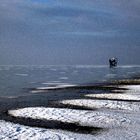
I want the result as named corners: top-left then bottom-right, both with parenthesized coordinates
top-left (0, 120), bottom-right (87, 140)
top-left (86, 85), bottom-right (140, 101)
top-left (85, 93), bottom-right (140, 101)
top-left (122, 85), bottom-right (140, 94)
top-left (59, 99), bottom-right (140, 111)
top-left (9, 107), bottom-right (130, 128)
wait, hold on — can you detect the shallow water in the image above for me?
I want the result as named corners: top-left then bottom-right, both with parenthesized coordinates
top-left (0, 65), bottom-right (140, 139)
top-left (0, 65), bottom-right (140, 97)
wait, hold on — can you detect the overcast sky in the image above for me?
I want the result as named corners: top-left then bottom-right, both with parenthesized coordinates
top-left (0, 0), bottom-right (140, 65)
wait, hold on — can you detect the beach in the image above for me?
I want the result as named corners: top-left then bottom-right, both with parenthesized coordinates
top-left (0, 78), bottom-right (139, 139)
top-left (0, 0), bottom-right (140, 139)
top-left (0, 65), bottom-right (140, 139)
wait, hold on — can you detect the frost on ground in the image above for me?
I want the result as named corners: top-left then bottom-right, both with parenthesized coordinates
top-left (122, 85), bottom-right (140, 94)
top-left (59, 85), bottom-right (140, 111)
top-left (0, 120), bottom-right (92, 140)
top-left (59, 99), bottom-right (140, 111)
top-left (85, 93), bottom-right (140, 101)
top-left (9, 107), bottom-right (130, 128)
top-left (85, 85), bottom-right (140, 101)
top-left (85, 93), bottom-right (140, 100)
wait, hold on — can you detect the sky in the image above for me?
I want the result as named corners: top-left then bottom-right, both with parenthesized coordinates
top-left (0, 0), bottom-right (140, 65)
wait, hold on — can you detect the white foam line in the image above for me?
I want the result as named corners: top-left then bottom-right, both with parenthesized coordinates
top-left (42, 82), bottom-right (69, 85)
top-left (9, 107), bottom-right (130, 128)
top-left (31, 84), bottom-right (76, 93)
top-left (37, 85), bottom-right (76, 90)
top-left (59, 99), bottom-right (140, 111)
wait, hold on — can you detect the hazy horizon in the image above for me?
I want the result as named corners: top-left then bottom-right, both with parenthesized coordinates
top-left (0, 0), bottom-right (140, 65)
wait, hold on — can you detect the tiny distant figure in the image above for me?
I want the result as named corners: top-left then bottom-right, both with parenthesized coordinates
top-left (109, 57), bottom-right (118, 68)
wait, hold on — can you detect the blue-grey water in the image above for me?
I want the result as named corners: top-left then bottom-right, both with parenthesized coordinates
top-left (0, 65), bottom-right (140, 97)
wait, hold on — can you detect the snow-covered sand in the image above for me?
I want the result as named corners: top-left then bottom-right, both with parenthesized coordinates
top-left (86, 93), bottom-right (140, 100)
top-left (85, 85), bottom-right (140, 101)
top-left (58, 85), bottom-right (140, 111)
top-left (1, 84), bottom-right (140, 139)
top-left (59, 99), bottom-right (140, 111)
top-left (8, 84), bottom-right (140, 139)
top-left (0, 120), bottom-right (92, 140)
top-left (9, 107), bottom-right (130, 128)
